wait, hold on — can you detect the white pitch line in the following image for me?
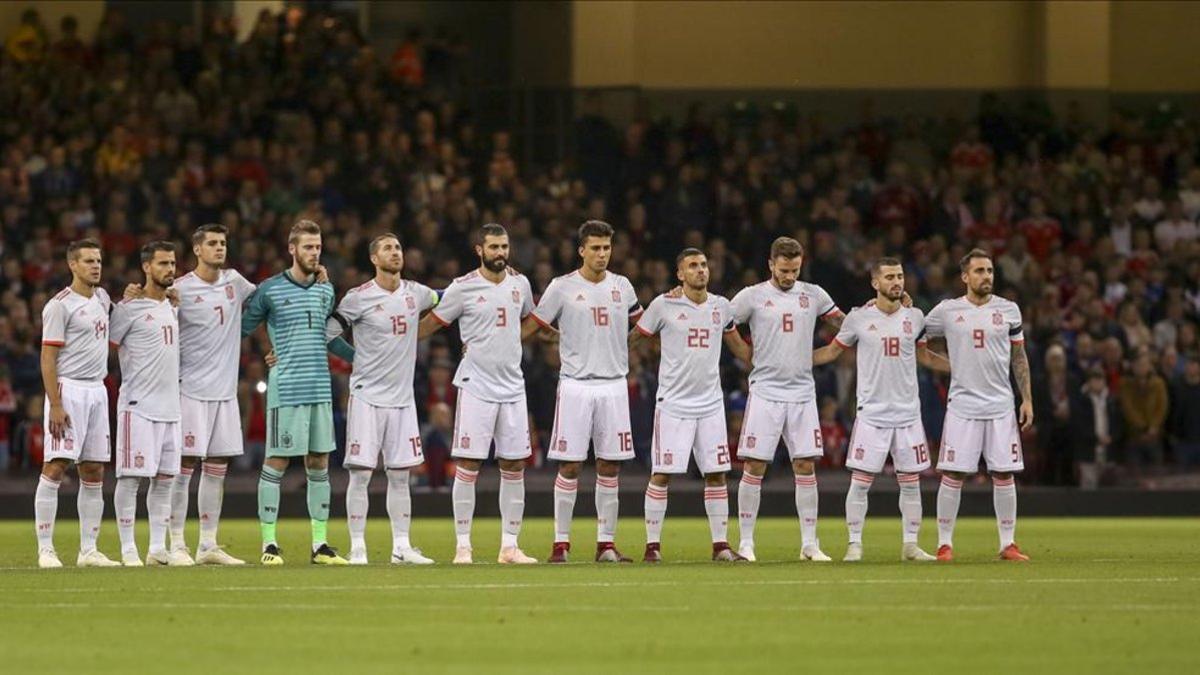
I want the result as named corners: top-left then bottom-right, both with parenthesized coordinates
top-left (3, 576), bottom-right (1194, 594)
top-left (3, 602), bottom-right (1195, 613)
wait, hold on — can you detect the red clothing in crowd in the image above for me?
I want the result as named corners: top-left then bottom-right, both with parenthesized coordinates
top-left (1018, 215), bottom-right (1062, 261)
top-left (951, 141), bottom-right (993, 173)
top-left (872, 185), bottom-right (923, 234)
top-left (965, 219), bottom-right (1011, 255)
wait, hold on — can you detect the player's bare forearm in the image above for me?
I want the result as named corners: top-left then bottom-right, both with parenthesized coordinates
top-left (822, 311), bottom-right (845, 330)
top-left (521, 315), bottom-right (545, 341)
top-left (418, 313), bottom-right (445, 339)
top-left (722, 330), bottom-right (752, 364)
top-left (1011, 343), bottom-right (1033, 403)
top-left (40, 346), bottom-right (61, 406)
top-left (918, 345), bottom-right (951, 373)
top-left (811, 343), bottom-right (843, 366)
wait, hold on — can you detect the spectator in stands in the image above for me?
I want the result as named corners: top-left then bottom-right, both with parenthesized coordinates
top-left (1119, 352), bottom-right (1168, 477)
top-left (1074, 367), bottom-right (1121, 489)
top-left (1169, 359), bottom-right (1200, 468)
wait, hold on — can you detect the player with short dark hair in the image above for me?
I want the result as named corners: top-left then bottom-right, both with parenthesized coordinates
top-left (632, 248), bottom-right (752, 562)
top-left (35, 239), bottom-right (120, 568)
top-left (813, 257), bottom-right (949, 562)
top-left (925, 248), bottom-right (1034, 562)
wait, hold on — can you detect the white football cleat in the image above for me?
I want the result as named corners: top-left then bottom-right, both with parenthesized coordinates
top-left (902, 542), bottom-right (937, 562)
top-left (497, 546), bottom-right (537, 564)
top-left (843, 543), bottom-right (863, 562)
top-left (167, 547), bottom-right (195, 567)
top-left (801, 545), bottom-right (832, 562)
top-left (348, 548), bottom-right (369, 566)
top-left (146, 549), bottom-right (170, 566)
top-left (77, 549), bottom-right (121, 568)
top-left (195, 546), bottom-right (245, 566)
top-left (737, 544), bottom-right (757, 562)
top-left (121, 551), bottom-right (144, 567)
top-left (392, 548), bottom-right (435, 565)
top-left (38, 548), bottom-right (63, 569)
top-left (452, 546), bottom-right (473, 564)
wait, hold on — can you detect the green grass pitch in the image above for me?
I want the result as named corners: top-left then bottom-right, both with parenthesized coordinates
top-left (1, 517), bottom-right (1197, 674)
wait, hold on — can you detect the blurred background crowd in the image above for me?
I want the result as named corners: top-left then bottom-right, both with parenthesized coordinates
top-left (2, 5), bottom-right (1199, 488)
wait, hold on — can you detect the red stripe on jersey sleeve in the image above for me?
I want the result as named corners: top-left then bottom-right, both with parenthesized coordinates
top-left (41, 340), bottom-right (65, 347)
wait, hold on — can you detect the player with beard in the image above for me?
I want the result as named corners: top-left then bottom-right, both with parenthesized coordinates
top-left (812, 257), bottom-right (949, 562)
top-left (730, 236), bottom-right (844, 562)
top-left (241, 220), bottom-right (356, 566)
top-left (922, 249), bottom-right (1034, 562)
top-left (418, 224), bottom-right (540, 564)
top-left (329, 234), bottom-right (438, 565)
top-left (110, 241), bottom-right (184, 566)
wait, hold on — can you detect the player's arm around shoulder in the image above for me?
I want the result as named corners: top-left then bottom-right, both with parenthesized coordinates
top-left (913, 308), bottom-right (950, 373)
top-left (814, 306), bottom-right (855, 366)
top-left (629, 294), bottom-right (663, 347)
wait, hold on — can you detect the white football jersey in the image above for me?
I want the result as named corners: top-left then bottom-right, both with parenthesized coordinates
top-left (730, 281), bottom-right (840, 403)
top-left (532, 271), bottom-right (642, 381)
top-left (923, 295), bottom-right (1023, 419)
top-left (637, 293), bottom-right (734, 418)
top-left (110, 297), bottom-right (181, 421)
top-left (330, 278), bottom-right (438, 407)
top-left (175, 269), bottom-right (256, 401)
top-left (41, 286), bottom-right (111, 382)
top-left (431, 269), bottom-right (533, 402)
top-left (833, 305), bottom-right (925, 426)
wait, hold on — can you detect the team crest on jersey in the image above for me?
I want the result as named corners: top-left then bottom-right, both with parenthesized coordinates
top-left (281, 431), bottom-right (293, 448)
top-left (460, 435), bottom-right (471, 449)
top-left (746, 435), bottom-right (757, 449)
top-left (94, 320), bottom-right (106, 338)
top-left (557, 439), bottom-right (567, 452)
top-left (512, 289), bottom-right (520, 303)
top-left (903, 320), bottom-right (912, 334)
top-left (350, 443), bottom-right (360, 456)
top-left (854, 447), bottom-right (864, 460)
top-left (798, 295), bottom-right (809, 309)
top-left (612, 290), bottom-right (621, 302)
top-left (64, 438), bottom-right (74, 451)
top-left (134, 454), bottom-right (144, 469)
top-left (225, 286), bottom-right (235, 300)
top-left (184, 433), bottom-right (195, 449)
top-left (992, 312), bottom-right (1003, 326)
top-left (406, 296), bottom-right (416, 309)
top-left (712, 310), bottom-right (720, 325)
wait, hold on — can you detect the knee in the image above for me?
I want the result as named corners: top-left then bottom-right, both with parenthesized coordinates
top-left (458, 458), bottom-right (483, 473)
top-left (743, 459), bottom-right (767, 477)
top-left (650, 473), bottom-right (671, 488)
top-left (990, 471), bottom-right (1013, 482)
top-left (180, 456), bottom-right (198, 470)
top-left (497, 459), bottom-right (524, 473)
top-left (703, 473), bottom-right (726, 487)
top-left (77, 461), bottom-right (104, 482)
top-left (595, 459), bottom-right (620, 478)
top-left (792, 459), bottom-right (816, 475)
top-left (558, 462), bottom-right (581, 480)
top-left (41, 460), bottom-right (68, 481)
top-left (304, 454), bottom-right (329, 471)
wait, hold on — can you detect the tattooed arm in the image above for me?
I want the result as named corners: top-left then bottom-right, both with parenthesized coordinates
top-left (1012, 342), bottom-right (1034, 430)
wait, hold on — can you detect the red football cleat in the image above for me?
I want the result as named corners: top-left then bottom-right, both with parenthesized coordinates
top-left (642, 542), bottom-right (662, 563)
top-left (936, 544), bottom-right (954, 562)
top-left (548, 541), bottom-right (570, 564)
top-left (595, 542), bottom-right (632, 563)
top-left (998, 543), bottom-right (1030, 561)
top-left (712, 542), bottom-right (747, 562)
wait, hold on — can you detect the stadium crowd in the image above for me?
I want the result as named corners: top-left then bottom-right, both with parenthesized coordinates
top-left (2, 6), bottom-right (1199, 488)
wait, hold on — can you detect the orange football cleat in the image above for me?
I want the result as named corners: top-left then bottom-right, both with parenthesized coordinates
top-left (998, 543), bottom-right (1030, 561)
top-left (936, 544), bottom-right (954, 562)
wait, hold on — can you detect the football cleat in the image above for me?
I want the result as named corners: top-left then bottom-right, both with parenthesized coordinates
top-left (902, 543), bottom-right (937, 562)
top-left (452, 546), bottom-right (474, 564)
top-left (936, 544), bottom-right (954, 562)
top-left (121, 551), bottom-right (144, 567)
top-left (548, 541), bottom-right (570, 564)
top-left (195, 546), bottom-right (245, 566)
top-left (348, 547), bottom-right (369, 566)
top-left (843, 543), bottom-right (863, 562)
top-left (496, 547), bottom-right (536, 564)
top-left (595, 543), bottom-right (632, 563)
top-left (37, 548), bottom-right (63, 569)
top-left (737, 544), bottom-right (757, 562)
top-left (260, 544), bottom-right (284, 566)
top-left (642, 542), bottom-right (663, 564)
top-left (801, 544), bottom-right (832, 562)
top-left (998, 543), bottom-right (1030, 562)
top-left (311, 544), bottom-right (349, 565)
top-left (393, 548), bottom-right (435, 565)
top-left (77, 549), bottom-right (121, 568)
top-left (167, 547), bottom-right (195, 567)
top-left (712, 542), bottom-right (747, 562)
top-left (145, 549), bottom-right (170, 567)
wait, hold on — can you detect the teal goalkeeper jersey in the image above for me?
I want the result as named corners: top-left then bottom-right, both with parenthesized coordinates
top-left (242, 270), bottom-right (338, 409)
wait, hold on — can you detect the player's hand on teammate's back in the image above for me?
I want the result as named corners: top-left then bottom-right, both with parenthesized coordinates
top-left (666, 286), bottom-right (683, 298)
top-left (123, 283), bottom-right (144, 301)
top-left (264, 349), bottom-right (278, 368)
top-left (1018, 399), bottom-right (1034, 431)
